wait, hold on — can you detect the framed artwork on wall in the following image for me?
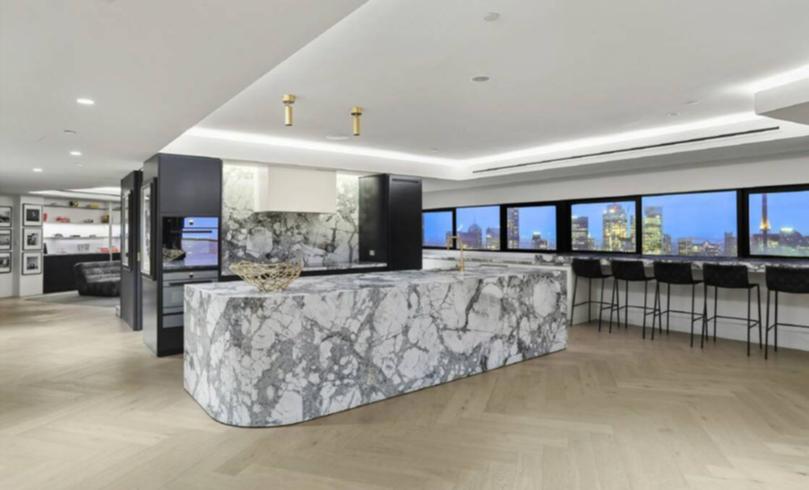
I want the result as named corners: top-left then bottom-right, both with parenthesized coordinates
top-left (0, 229), bottom-right (11, 251)
top-left (22, 203), bottom-right (43, 226)
top-left (0, 206), bottom-right (11, 227)
top-left (23, 228), bottom-right (42, 250)
top-left (22, 252), bottom-right (42, 275)
top-left (0, 252), bottom-right (10, 274)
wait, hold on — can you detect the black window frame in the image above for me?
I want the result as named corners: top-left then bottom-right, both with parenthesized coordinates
top-left (502, 200), bottom-right (560, 253)
top-left (567, 195), bottom-right (642, 255)
top-left (742, 183), bottom-right (809, 260)
top-left (421, 207), bottom-right (456, 250)
top-left (454, 204), bottom-right (503, 251)
top-left (639, 187), bottom-right (741, 259)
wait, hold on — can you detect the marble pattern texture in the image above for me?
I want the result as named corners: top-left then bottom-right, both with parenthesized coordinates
top-left (221, 163), bottom-right (360, 274)
top-left (184, 266), bottom-right (567, 427)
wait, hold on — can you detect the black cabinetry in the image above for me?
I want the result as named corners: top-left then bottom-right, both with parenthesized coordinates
top-left (120, 170), bottom-right (141, 330)
top-left (140, 154), bottom-right (222, 357)
top-left (359, 174), bottom-right (422, 271)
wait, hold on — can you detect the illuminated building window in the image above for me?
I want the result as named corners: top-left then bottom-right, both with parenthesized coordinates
top-left (642, 191), bottom-right (737, 257)
top-left (571, 201), bottom-right (636, 252)
top-left (505, 205), bottom-right (556, 250)
top-left (456, 206), bottom-right (500, 250)
top-left (749, 190), bottom-right (809, 257)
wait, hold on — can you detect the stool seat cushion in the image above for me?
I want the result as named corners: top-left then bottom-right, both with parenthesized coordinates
top-left (572, 258), bottom-right (610, 279)
top-left (611, 260), bottom-right (651, 281)
top-left (653, 261), bottom-right (699, 285)
top-left (766, 266), bottom-right (809, 294)
top-left (702, 263), bottom-right (752, 289)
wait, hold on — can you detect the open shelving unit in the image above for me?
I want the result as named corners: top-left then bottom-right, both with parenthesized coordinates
top-left (42, 198), bottom-right (120, 257)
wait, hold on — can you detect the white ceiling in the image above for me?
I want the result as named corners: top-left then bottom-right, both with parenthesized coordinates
top-left (166, 0), bottom-right (809, 180)
top-left (0, 0), bottom-right (366, 194)
top-left (4, 0), bottom-right (809, 193)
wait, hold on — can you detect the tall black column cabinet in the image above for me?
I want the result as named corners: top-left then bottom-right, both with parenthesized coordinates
top-left (359, 174), bottom-right (423, 271)
top-left (120, 170), bottom-right (142, 331)
top-left (140, 154), bottom-right (222, 357)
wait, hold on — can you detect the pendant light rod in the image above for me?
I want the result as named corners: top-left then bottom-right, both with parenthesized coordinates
top-left (351, 106), bottom-right (363, 136)
top-left (282, 94), bottom-right (297, 126)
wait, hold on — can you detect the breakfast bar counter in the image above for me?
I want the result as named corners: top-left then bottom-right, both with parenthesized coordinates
top-left (184, 266), bottom-right (568, 427)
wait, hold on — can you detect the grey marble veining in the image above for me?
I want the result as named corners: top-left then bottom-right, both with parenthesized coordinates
top-left (184, 266), bottom-right (567, 427)
top-left (221, 163), bottom-right (362, 274)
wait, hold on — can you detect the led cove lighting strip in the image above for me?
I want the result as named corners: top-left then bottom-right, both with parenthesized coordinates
top-left (186, 112), bottom-right (768, 168)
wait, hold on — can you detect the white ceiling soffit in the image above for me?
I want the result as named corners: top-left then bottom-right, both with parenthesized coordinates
top-left (166, 0), bottom-right (809, 181)
top-left (756, 78), bottom-right (809, 125)
top-left (0, 0), bottom-right (367, 194)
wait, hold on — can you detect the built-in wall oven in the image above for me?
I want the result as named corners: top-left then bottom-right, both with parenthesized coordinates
top-left (161, 216), bottom-right (219, 328)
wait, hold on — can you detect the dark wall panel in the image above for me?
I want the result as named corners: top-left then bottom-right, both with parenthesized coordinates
top-left (359, 175), bottom-right (387, 263)
top-left (388, 176), bottom-right (422, 270)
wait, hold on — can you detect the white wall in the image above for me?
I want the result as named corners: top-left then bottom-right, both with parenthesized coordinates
top-left (0, 194), bottom-right (14, 298)
top-left (423, 152), bottom-right (809, 354)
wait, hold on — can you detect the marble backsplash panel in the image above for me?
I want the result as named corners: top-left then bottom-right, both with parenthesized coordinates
top-left (221, 163), bottom-right (359, 275)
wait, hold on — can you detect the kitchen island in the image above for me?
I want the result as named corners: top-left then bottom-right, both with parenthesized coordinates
top-left (184, 265), bottom-right (567, 427)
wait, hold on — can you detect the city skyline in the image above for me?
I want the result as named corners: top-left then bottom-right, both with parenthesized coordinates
top-left (642, 191), bottom-right (737, 256)
top-left (457, 206), bottom-right (500, 250)
top-left (749, 191), bottom-right (809, 256)
top-left (571, 201), bottom-right (636, 252)
top-left (507, 206), bottom-right (556, 250)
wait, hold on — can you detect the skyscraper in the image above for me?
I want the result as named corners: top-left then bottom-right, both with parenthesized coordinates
top-left (571, 216), bottom-right (590, 250)
top-left (603, 204), bottom-right (628, 252)
top-left (643, 206), bottom-right (663, 254)
top-left (724, 232), bottom-right (738, 256)
top-left (506, 208), bottom-right (519, 249)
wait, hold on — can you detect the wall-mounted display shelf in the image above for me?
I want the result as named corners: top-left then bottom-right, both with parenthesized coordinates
top-left (42, 198), bottom-right (120, 257)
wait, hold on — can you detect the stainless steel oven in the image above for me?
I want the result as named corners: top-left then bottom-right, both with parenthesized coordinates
top-left (162, 269), bottom-right (218, 328)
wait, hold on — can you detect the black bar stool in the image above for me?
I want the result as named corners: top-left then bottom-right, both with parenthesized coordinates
top-left (701, 264), bottom-right (762, 355)
top-left (764, 266), bottom-right (809, 360)
top-left (610, 260), bottom-right (656, 334)
top-left (650, 261), bottom-right (705, 345)
top-left (570, 258), bottom-right (613, 331)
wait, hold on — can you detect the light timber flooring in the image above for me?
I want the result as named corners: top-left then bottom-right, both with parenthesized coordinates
top-left (1, 296), bottom-right (809, 490)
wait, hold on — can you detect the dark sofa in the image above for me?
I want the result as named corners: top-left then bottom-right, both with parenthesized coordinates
top-left (74, 260), bottom-right (121, 297)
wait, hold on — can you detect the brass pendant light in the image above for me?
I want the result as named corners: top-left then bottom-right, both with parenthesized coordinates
top-left (282, 94), bottom-right (296, 126)
top-left (351, 106), bottom-right (363, 136)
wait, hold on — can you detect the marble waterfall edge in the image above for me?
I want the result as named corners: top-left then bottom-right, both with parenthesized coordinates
top-left (184, 267), bottom-right (568, 427)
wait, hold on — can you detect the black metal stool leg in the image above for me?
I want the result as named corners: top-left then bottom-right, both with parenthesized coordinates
top-left (588, 278), bottom-right (593, 323)
top-left (765, 289), bottom-right (771, 360)
top-left (570, 275), bottom-right (578, 327)
top-left (641, 281), bottom-right (649, 333)
top-left (609, 279), bottom-right (617, 333)
top-left (649, 282), bottom-right (659, 340)
top-left (701, 283), bottom-right (708, 349)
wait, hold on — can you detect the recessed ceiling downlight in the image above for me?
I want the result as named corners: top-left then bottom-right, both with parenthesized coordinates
top-left (472, 75), bottom-right (490, 82)
top-left (76, 98), bottom-right (95, 105)
top-left (70, 150), bottom-right (82, 156)
top-left (326, 135), bottom-right (350, 141)
top-left (32, 168), bottom-right (43, 173)
top-left (483, 12), bottom-right (501, 22)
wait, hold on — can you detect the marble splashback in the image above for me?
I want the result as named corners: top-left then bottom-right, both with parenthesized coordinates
top-left (184, 266), bottom-right (568, 427)
top-left (221, 163), bottom-right (359, 275)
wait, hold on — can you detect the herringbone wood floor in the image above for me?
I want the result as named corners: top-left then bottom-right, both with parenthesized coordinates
top-left (1, 296), bottom-right (808, 490)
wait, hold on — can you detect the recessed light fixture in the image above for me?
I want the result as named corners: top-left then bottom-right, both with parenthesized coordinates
top-left (667, 112), bottom-right (679, 117)
top-left (483, 12), bottom-right (501, 22)
top-left (70, 150), bottom-right (82, 156)
top-left (326, 135), bottom-right (350, 141)
top-left (64, 129), bottom-right (77, 135)
top-left (76, 98), bottom-right (95, 106)
top-left (32, 168), bottom-right (43, 173)
top-left (472, 75), bottom-right (490, 82)
top-left (684, 99), bottom-right (699, 106)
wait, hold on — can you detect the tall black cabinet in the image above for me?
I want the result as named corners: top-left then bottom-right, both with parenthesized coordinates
top-left (140, 154), bottom-right (222, 357)
top-left (359, 174), bottom-right (422, 271)
top-left (120, 170), bottom-right (142, 330)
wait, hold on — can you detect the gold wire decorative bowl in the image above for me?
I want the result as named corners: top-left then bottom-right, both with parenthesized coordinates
top-left (229, 261), bottom-right (303, 292)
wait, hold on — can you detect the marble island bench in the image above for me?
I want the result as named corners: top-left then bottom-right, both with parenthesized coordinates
top-left (184, 266), bottom-right (568, 427)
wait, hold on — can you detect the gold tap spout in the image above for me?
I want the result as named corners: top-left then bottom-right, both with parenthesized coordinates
top-left (445, 235), bottom-right (466, 272)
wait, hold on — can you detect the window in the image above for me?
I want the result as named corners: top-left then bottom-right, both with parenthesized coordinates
top-left (642, 191), bottom-right (737, 257)
top-left (571, 200), bottom-right (636, 252)
top-left (749, 189), bottom-right (809, 257)
top-left (506, 205), bottom-right (557, 250)
top-left (456, 206), bottom-right (500, 250)
top-left (422, 210), bottom-right (453, 247)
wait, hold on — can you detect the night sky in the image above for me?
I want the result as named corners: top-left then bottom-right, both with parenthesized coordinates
top-left (456, 206), bottom-right (499, 233)
top-left (511, 205), bottom-right (556, 246)
top-left (643, 191), bottom-right (736, 242)
top-left (749, 191), bottom-right (809, 234)
top-left (423, 211), bottom-right (452, 245)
